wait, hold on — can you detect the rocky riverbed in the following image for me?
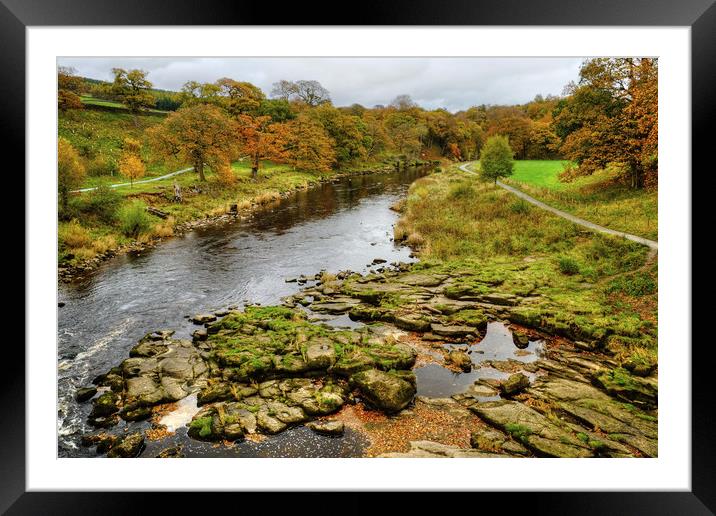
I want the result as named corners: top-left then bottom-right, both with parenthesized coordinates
top-left (76, 261), bottom-right (657, 458)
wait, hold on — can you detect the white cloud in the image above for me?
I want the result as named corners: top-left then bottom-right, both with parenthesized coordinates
top-left (57, 57), bottom-right (583, 111)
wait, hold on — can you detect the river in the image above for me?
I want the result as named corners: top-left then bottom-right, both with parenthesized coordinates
top-left (57, 167), bottom-right (431, 457)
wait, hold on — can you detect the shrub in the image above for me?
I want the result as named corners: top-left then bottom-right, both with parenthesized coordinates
top-left (448, 182), bottom-right (475, 199)
top-left (84, 184), bottom-right (122, 223)
top-left (117, 201), bottom-right (153, 238)
top-left (509, 200), bottom-right (530, 214)
top-left (59, 220), bottom-right (91, 249)
top-left (557, 255), bottom-right (580, 275)
top-left (85, 154), bottom-right (117, 177)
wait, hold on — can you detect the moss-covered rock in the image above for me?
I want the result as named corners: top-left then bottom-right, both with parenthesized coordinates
top-left (351, 369), bottom-right (416, 413)
top-left (107, 432), bottom-right (145, 458)
top-left (89, 391), bottom-right (120, 418)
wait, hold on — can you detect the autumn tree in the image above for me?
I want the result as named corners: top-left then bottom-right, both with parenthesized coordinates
top-left (216, 78), bottom-right (265, 117)
top-left (384, 112), bottom-right (426, 160)
top-left (179, 80), bottom-right (221, 106)
top-left (236, 115), bottom-right (289, 180)
top-left (487, 114), bottom-right (533, 160)
top-left (148, 104), bottom-right (236, 182)
top-left (361, 111), bottom-right (390, 158)
top-left (271, 80), bottom-right (331, 106)
top-left (480, 135), bottom-right (514, 183)
top-left (311, 105), bottom-right (369, 164)
top-left (283, 113), bottom-right (335, 171)
top-left (109, 68), bottom-right (155, 119)
top-left (118, 137), bottom-right (145, 187)
top-left (552, 58), bottom-right (658, 188)
top-left (57, 66), bottom-right (84, 111)
top-left (58, 137), bottom-right (86, 213)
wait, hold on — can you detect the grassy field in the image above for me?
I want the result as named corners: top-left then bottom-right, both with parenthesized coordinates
top-left (394, 166), bottom-right (657, 367)
top-left (469, 160), bottom-right (658, 241)
top-left (79, 95), bottom-right (169, 114)
top-left (59, 107), bottom-right (167, 178)
top-left (503, 160), bottom-right (570, 189)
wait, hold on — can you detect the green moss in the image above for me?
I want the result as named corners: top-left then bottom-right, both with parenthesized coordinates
top-left (505, 423), bottom-right (532, 443)
top-left (189, 416), bottom-right (213, 438)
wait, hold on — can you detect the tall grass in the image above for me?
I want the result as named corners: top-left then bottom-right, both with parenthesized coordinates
top-left (118, 201), bottom-right (154, 238)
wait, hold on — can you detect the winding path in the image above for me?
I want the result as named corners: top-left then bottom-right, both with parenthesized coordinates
top-left (458, 162), bottom-right (658, 251)
top-left (72, 166), bottom-right (194, 193)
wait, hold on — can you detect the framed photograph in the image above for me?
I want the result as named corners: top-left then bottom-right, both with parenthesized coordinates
top-left (9, 0), bottom-right (711, 511)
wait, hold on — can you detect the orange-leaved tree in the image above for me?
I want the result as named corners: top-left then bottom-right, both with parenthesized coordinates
top-left (147, 104), bottom-right (236, 182)
top-left (236, 114), bottom-right (289, 180)
top-left (118, 138), bottom-right (145, 187)
top-left (283, 113), bottom-right (335, 172)
top-left (553, 58), bottom-right (658, 188)
top-left (57, 66), bottom-right (84, 111)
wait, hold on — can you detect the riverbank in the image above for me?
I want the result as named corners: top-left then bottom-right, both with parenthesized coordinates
top-left (58, 162), bottom-right (430, 283)
top-left (72, 166), bottom-right (657, 459)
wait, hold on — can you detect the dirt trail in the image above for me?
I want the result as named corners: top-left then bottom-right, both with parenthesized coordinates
top-left (458, 162), bottom-right (658, 251)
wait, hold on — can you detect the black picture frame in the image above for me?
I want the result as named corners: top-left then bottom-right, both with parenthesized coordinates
top-left (6, 0), bottom-right (711, 513)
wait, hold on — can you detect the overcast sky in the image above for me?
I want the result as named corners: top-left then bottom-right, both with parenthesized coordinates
top-left (57, 57), bottom-right (583, 112)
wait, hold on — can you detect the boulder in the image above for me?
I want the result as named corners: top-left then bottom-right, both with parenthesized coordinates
top-left (351, 369), bottom-right (416, 413)
top-left (512, 331), bottom-right (530, 349)
top-left (266, 401), bottom-right (308, 424)
top-left (197, 383), bottom-right (233, 406)
top-left (447, 350), bottom-right (472, 372)
top-left (156, 445), bottom-right (184, 458)
top-left (394, 314), bottom-right (431, 332)
top-left (75, 386), bottom-right (97, 403)
top-left (257, 410), bottom-right (288, 434)
top-left (306, 420), bottom-right (345, 436)
top-left (192, 329), bottom-right (208, 342)
top-left (107, 432), bottom-right (145, 458)
top-left (87, 414), bottom-right (119, 429)
top-left (500, 373), bottom-right (530, 396)
top-left (305, 339), bottom-right (338, 369)
top-left (191, 314), bottom-right (217, 324)
top-left (119, 405), bottom-right (152, 422)
top-left (89, 392), bottom-right (120, 418)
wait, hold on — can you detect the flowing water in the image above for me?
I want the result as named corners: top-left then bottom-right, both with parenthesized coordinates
top-left (58, 168), bottom-right (428, 457)
top-left (57, 166), bottom-right (543, 458)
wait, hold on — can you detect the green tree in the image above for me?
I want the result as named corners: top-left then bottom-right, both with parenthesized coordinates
top-left (109, 68), bottom-right (156, 119)
top-left (480, 135), bottom-right (514, 183)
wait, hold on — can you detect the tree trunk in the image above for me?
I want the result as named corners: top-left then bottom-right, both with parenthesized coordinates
top-left (195, 160), bottom-right (206, 181)
top-left (251, 153), bottom-right (259, 181)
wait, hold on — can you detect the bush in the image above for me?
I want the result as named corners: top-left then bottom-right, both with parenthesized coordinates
top-left (59, 220), bottom-right (91, 249)
top-left (509, 200), bottom-right (530, 214)
top-left (85, 154), bottom-right (117, 177)
top-left (448, 182), bottom-right (475, 199)
top-left (83, 184), bottom-right (122, 223)
top-left (557, 255), bottom-right (581, 275)
top-left (117, 201), bottom-right (153, 238)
